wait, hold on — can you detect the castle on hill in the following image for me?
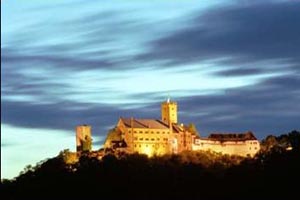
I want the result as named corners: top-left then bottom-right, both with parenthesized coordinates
top-left (76, 99), bottom-right (260, 157)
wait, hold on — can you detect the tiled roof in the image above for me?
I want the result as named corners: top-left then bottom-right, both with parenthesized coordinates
top-left (120, 118), bottom-right (169, 129)
top-left (208, 131), bottom-right (258, 141)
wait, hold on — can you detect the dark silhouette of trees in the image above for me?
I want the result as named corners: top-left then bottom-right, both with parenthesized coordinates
top-left (2, 130), bottom-right (300, 200)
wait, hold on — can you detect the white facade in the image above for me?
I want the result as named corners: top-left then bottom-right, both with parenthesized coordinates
top-left (192, 138), bottom-right (260, 157)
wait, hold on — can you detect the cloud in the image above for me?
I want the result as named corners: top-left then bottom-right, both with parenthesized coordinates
top-left (178, 74), bottom-right (300, 139)
top-left (2, 0), bottom-right (299, 141)
top-left (215, 68), bottom-right (263, 77)
top-left (138, 1), bottom-right (300, 74)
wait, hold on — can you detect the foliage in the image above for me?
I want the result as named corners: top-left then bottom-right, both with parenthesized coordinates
top-left (187, 123), bottom-right (200, 136)
top-left (82, 135), bottom-right (92, 152)
top-left (260, 130), bottom-right (300, 153)
top-left (2, 130), bottom-right (300, 200)
top-left (103, 127), bottom-right (123, 148)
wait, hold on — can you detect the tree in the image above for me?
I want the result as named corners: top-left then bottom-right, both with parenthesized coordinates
top-left (187, 123), bottom-right (200, 137)
top-left (82, 135), bottom-right (92, 152)
top-left (103, 127), bottom-right (123, 148)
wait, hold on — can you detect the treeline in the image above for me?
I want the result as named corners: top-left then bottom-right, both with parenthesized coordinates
top-left (1, 130), bottom-right (300, 200)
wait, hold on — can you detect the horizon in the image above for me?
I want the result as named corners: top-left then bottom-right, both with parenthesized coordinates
top-left (1, 0), bottom-right (300, 179)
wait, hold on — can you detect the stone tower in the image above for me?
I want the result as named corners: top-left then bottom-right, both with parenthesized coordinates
top-left (76, 125), bottom-right (92, 152)
top-left (161, 98), bottom-right (178, 125)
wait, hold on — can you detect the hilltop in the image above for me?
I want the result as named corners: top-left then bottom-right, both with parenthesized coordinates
top-left (1, 130), bottom-right (300, 200)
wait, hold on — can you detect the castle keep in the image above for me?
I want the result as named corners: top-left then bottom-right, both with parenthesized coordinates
top-left (101, 99), bottom-right (261, 157)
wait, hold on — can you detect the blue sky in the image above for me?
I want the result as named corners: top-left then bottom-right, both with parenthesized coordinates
top-left (1, 0), bottom-right (300, 179)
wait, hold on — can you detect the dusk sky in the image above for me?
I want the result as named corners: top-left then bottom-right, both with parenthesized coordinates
top-left (1, 0), bottom-right (300, 179)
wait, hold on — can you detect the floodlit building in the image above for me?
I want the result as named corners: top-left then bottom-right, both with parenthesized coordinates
top-left (104, 99), bottom-right (194, 156)
top-left (102, 99), bottom-right (260, 157)
top-left (192, 132), bottom-right (260, 157)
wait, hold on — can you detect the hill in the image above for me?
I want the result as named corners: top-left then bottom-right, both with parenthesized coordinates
top-left (1, 130), bottom-right (300, 200)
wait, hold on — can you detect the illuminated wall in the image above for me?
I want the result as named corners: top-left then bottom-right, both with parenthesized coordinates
top-left (76, 125), bottom-right (92, 152)
top-left (123, 127), bottom-right (172, 156)
top-left (192, 138), bottom-right (260, 157)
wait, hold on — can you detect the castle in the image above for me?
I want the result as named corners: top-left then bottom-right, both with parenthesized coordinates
top-left (77, 99), bottom-right (260, 157)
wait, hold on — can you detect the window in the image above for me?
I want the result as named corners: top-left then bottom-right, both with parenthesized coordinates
top-left (157, 138), bottom-right (160, 141)
top-left (128, 130), bottom-right (131, 133)
top-left (157, 131), bottom-right (160, 134)
top-left (145, 138), bottom-right (149, 141)
top-left (162, 131), bottom-right (165, 134)
top-left (145, 131), bottom-right (148, 134)
top-left (139, 138), bottom-right (143, 141)
top-left (151, 138), bottom-right (155, 141)
top-left (151, 131), bottom-right (154, 134)
top-left (134, 137), bottom-right (138, 140)
top-left (139, 131), bottom-right (143, 133)
top-left (134, 131), bottom-right (137, 133)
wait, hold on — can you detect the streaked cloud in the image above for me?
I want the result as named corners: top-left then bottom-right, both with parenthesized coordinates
top-left (1, 0), bottom-right (299, 179)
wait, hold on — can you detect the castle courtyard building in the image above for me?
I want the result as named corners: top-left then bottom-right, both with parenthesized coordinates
top-left (103, 99), bottom-right (260, 157)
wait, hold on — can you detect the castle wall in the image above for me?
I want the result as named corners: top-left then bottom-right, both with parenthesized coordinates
top-left (124, 127), bottom-right (172, 156)
top-left (192, 138), bottom-right (260, 157)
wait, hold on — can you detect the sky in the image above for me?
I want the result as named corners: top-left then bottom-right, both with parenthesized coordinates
top-left (1, 0), bottom-right (300, 179)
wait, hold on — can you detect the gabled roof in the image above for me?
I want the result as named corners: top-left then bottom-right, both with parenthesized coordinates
top-left (208, 131), bottom-right (258, 141)
top-left (120, 117), bottom-right (169, 129)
